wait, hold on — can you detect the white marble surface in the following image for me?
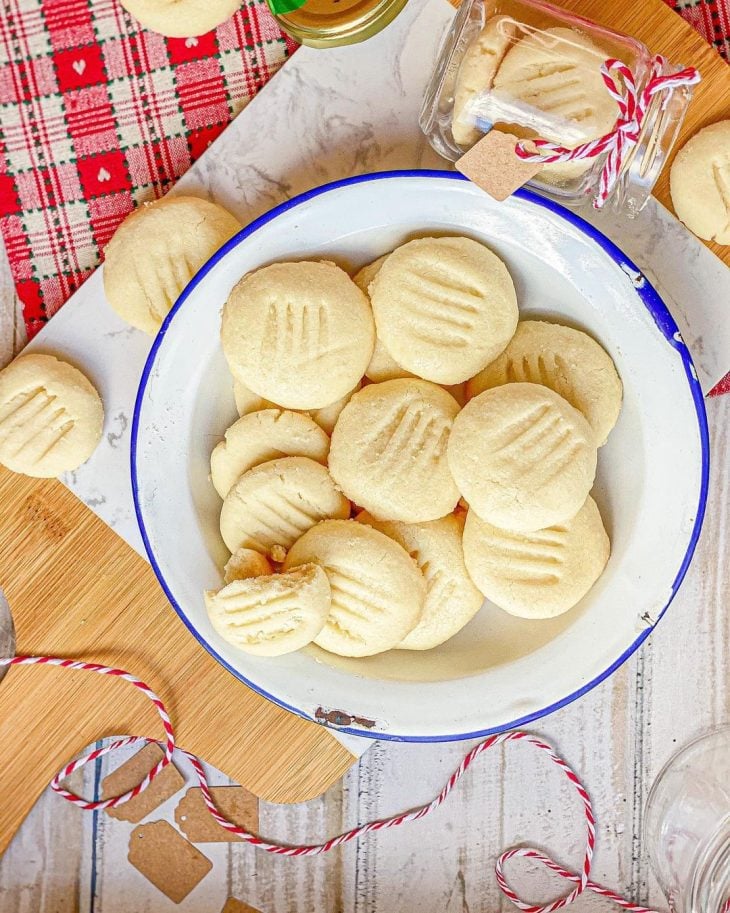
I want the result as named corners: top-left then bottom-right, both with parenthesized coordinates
top-left (0, 0), bottom-right (728, 909)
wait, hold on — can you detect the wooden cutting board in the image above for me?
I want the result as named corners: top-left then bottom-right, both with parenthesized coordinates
top-left (0, 0), bottom-right (726, 858)
top-left (0, 465), bottom-right (356, 855)
top-left (452, 0), bottom-right (730, 269)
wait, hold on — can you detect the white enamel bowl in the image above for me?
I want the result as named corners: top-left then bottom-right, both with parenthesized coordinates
top-left (132, 171), bottom-right (709, 741)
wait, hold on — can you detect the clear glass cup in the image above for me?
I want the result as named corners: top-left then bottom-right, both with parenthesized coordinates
top-left (420, 0), bottom-right (697, 214)
top-left (645, 727), bottom-right (730, 913)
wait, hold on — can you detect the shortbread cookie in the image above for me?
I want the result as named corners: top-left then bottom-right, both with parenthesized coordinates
top-left (0, 354), bottom-right (104, 478)
top-left (283, 519), bottom-right (425, 657)
top-left (369, 237), bottom-right (518, 384)
top-left (493, 28), bottom-right (618, 182)
top-left (233, 380), bottom-right (275, 417)
top-left (120, 0), bottom-right (241, 37)
top-left (220, 456), bottom-right (350, 556)
top-left (467, 321), bottom-right (622, 445)
top-left (452, 15), bottom-right (520, 148)
top-left (352, 255), bottom-right (389, 296)
top-left (448, 383), bottom-right (597, 532)
top-left (308, 382), bottom-right (361, 434)
top-left (329, 379), bottom-right (461, 523)
top-left (104, 196), bottom-right (241, 334)
top-left (221, 260), bottom-right (375, 410)
top-left (354, 255), bottom-right (414, 383)
top-left (223, 547), bottom-right (274, 584)
top-left (365, 340), bottom-right (414, 383)
top-left (357, 511), bottom-right (484, 650)
top-left (205, 564), bottom-right (331, 656)
top-left (670, 121), bottom-right (730, 245)
top-left (462, 497), bottom-right (610, 618)
top-left (210, 409), bottom-right (329, 499)
top-left (232, 379), bottom-right (359, 434)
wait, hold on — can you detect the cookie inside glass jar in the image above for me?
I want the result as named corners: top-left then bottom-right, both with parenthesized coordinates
top-left (421, 0), bottom-right (698, 212)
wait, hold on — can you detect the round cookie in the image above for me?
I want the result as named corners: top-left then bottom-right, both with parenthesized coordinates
top-left (104, 196), bottom-right (241, 335)
top-left (670, 121), bottom-right (730, 245)
top-left (283, 519), bottom-right (426, 657)
top-left (369, 237), bottom-right (518, 384)
top-left (224, 547), bottom-right (274, 584)
top-left (233, 380), bottom-right (275, 417)
top-left (210, 409), bottom-right (330, 499)
top-left (219, 456), bottom-right (350, 556)
top-left (119, 0), bottom-right (241, 37)
top-left (467, 320), bottom-right (623, 445)
top-left (308, 382), bottom-right (361, 435)
top-left (493, 28), bottom-right (618, 182)
top-left (357, 511), bottom-right (484, 650)
top-left (365, 340), bottom-right (414, 383)
top-left (205, 563), bottom-right (331, 656)
top-left (0, 354), bottom-right (104, 478)
top-left (221, 260), bottom-right (375, 410)
top-left (452, 15), bottom-right (520, 148)
top-left (232, 378), bottom-right (360, 434)
top-left (329, 379), bottom-right (461, 523)
top-left (462, 497), bottom-right (610, 618)
top-left (352, 254), bottom-right (389, 296)
top-left (448, 383), bottom-right (597, 532)
top-left (354, 255), bottom-right (414, 383)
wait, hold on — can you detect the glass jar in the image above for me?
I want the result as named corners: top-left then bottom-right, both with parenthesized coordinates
top-left (420, 0), bottom-right (697, 214)
top-left (265, 0), bottom-right (409, 48)
top-left (644, 727), bottom-right (730, 913)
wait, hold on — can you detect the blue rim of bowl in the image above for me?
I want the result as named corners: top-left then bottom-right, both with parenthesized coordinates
top-left (131, 169), bottom-right (710, 743)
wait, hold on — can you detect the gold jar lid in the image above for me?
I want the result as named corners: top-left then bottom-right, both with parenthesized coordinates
top-left (268, 0), bottom-right (410, 48)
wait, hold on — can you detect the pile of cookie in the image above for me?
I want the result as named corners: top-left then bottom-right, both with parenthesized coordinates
top-left (205, 234), bottom-right (623, 660)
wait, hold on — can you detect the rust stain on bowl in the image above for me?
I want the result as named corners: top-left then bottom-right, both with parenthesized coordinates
top-left (315, 706), bottom-right (376, 729)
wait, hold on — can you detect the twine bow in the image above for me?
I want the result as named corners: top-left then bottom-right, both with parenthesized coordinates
top-left (514, 56), bottom-right (701, 209)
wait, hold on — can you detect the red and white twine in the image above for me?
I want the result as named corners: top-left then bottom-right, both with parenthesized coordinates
top-left (514, 56), bottom-right (701, 209)
top-left (0, 654), bottom-right (659, 912)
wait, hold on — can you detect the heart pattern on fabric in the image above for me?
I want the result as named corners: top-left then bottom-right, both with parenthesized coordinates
top-left (185, 37), bottom-right (199, 47)
top-left (72, 59), bottom-right (86, 75)
top-left (97, 167), bottom-right (111, 182)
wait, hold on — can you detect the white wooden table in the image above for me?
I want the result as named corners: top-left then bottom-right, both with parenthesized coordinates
top-left (0, 220), bottom-right (728, 913)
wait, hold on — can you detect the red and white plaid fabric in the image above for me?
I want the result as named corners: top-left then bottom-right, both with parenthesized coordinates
top-left (0, 0), bottom-right (295, 338)
top-left (666, 0), bottom-right (730, 60)
top-left (0, 0), bottom-right (727, 394)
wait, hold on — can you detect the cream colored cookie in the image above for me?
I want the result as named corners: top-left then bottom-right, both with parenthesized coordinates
top-left (354, 255), bottom-right (413, 383)
top-left (493, 28), bottom-right (618, 182)
top-left (357, 511), bottom-right (483, 651)
top-left (104, 196), bottom-right (241, 334)
top-left (233, 380), bottom-right (275, 417)
top-left (283, 519), bottom-right (425, 657)
top-left (210, 409), bottom-right (330, 499)
top-left (0, 354), bottom-right (104, 478)
top-left (232, 378), bottom-right (359, 434)
top-left (220, 456), bottom-right (350, 556)
top-left (467, 321), bottom-right (622, 445)
top-left (452, 15), bottom-right (520, 148)
top-left (120, 0), bottom-right (241, 37)
top-left (670, 121), bottom-right (730, 245)
top-left (205, 563), bottom-right (331, 656)
top-left (365, 340), bottom-right (414, 383)
top-left (221, 260), bottom-right (375, 410)
top-left (329, 379), bottom-right (461, 523)
top-left (308, 382), bottom-right (361, 434)
top-left (462, 497), bottom-right (609, 618)
top-left (448, 383), bottom-right (597, 532)
top-left (369, 237), bottom-right (518, 384)
top-left (352, 255), bottom-right (389, 296)
top-left (223, 547), bottom-right (274, 584)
